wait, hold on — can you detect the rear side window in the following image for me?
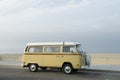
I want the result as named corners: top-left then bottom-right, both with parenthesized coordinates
top-left (28, 46), bottom-right (43, 53)
top-left (44, 46), bottom-right (60, 52)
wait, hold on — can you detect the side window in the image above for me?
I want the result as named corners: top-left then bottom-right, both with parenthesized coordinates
top-left (63, 46), bottom-right (76, 53)
top-left (44, 46), bottom-right (60, 52)
top-left (28, 46), bottom-right (43, 53)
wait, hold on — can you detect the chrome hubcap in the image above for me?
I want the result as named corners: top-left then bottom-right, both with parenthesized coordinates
top-left (64, 66), bottom-right (71, 73)
top-left (30, 65), bottom-right (36, 71)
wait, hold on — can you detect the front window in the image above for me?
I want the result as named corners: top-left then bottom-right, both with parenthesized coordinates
top-left (63, 46), bottom-right (76, 53)
top-left (76, 45), bottom-right (84, 54)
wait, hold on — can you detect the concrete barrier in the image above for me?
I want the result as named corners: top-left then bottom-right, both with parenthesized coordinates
top-left (0, 54), bottom-right (22, 61)
top-left (91, 54), bottom-right (120, 65)
top-left (0, 53), bottom-right (120, 65)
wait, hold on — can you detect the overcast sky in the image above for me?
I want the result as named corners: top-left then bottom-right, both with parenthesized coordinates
top-left (0, 0), bottom-right (120, 53)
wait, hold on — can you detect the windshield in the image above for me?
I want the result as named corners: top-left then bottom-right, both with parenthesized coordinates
top-left (76, 45), bottom-right (84, 54)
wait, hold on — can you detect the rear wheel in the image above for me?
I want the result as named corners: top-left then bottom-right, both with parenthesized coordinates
top-left (62, 64), bottom-right (73, 74)
top-left (29, 64), bottom-right (38, 72)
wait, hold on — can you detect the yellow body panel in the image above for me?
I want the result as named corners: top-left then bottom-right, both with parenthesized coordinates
top-left (23, 53), bottom-right (44, 66)
top-left (23, 53), bottom-right (85, 69)
top-left (43, 54), bottom-right (56, 67)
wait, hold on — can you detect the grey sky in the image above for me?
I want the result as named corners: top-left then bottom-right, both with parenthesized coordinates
top-left (0, 0), bottom-right (120, 53)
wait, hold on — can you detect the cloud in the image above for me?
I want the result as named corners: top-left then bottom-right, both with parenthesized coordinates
top-left (0, 0), bottom-right (120, 53)
top-left (0, 0), bottom-right (85, 27)
top-left (0, 0), bottom-right (81, 15)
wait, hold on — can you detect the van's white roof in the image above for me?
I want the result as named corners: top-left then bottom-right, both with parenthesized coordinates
top-left (27, 42), bottom-right (80, 46)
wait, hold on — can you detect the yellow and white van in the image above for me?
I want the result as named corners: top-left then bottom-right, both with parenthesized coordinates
top-left (23, 42), bottom-right (90, 74)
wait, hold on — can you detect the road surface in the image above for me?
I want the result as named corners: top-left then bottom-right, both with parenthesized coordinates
top-left (0, 65), bottom-right (120, 80)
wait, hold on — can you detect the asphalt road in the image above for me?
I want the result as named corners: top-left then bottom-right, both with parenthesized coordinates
top-left (0, 65), bottom-right (120, 80)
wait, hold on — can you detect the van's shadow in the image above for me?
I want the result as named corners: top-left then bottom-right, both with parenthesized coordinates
top-left (31, 69), bottom-right (103, 76)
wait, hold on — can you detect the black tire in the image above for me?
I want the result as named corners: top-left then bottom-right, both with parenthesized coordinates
top-left (29, 64), bottom-right (38, 72)
top-left (62, 64), bottom-right (73, 74)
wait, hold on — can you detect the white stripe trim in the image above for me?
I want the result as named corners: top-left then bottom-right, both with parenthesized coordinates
top-left (27, 42), bottom-right (80, 46)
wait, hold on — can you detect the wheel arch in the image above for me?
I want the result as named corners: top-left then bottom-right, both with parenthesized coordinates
top-left (27, 63), bottom-right (39, 67)
top-left (62, 62), bottom-right (73, 69)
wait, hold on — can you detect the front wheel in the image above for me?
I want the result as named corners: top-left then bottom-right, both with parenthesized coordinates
top-left (62, 64), bottom-right (73, 74)
top-left (29, 64), bottom-right (38, 72)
